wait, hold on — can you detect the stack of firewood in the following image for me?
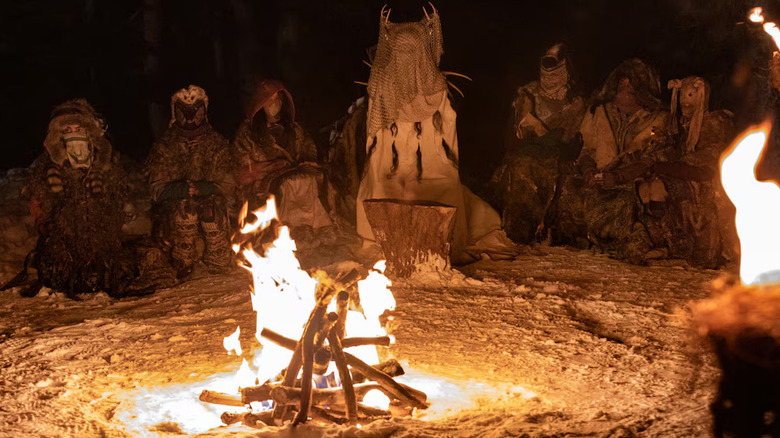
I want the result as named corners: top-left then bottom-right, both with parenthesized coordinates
top-left (199, 273), bottom-right (428, 427)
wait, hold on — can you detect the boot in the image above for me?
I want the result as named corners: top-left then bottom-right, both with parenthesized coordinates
top-left (171, 210), bottom-right (199, 278)
top-left (201, 220), bottom-right (232, 273)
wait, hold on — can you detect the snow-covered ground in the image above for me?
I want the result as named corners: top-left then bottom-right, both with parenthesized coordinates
top-left (0, 244), bottom-right (723, 438)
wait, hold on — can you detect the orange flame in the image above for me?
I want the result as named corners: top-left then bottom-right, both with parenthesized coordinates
top-left (719, 122), bottom-right (780, 285)
top-left (749, 7), bottom-right (764, 23)
top-left (748, 6), bottom-right (780, 50)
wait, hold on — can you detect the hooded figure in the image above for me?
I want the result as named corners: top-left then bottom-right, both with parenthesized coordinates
top-left (26, 99), bottom-right (127, 296)
top-left (551, 59), bottom-right (669, 263)
top-left (358, 6), bottom-right (516, 263)
top-left (489, 43), bottom-right (586, 244)
top-left (633, 76), bottom-right (737, 268)
top-left (233, 79), bottom-right (337, 254)
top-left (144, 85), bottom-right (234, 277)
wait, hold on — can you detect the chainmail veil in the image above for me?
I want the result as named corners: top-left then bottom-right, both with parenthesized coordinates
top-left (366, 7), bottom-right (448, 139)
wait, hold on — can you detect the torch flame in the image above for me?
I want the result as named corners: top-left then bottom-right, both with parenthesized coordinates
top-left (748, 6), bottom-right (780, 50)
top-left (749, 7), bottom-right (764, 23)
top-left (720, 122), bottom-right (780, 285)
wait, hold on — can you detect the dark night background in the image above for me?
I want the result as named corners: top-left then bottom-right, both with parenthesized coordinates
top-left (2, 0), bottom-right (778, 189)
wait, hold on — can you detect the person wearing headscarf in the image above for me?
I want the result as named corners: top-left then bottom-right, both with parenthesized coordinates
top-left (144, 85), bottom-right (234, 277)
top-left (490, 43), bottom-right (586, 244)
top-left (358, 6), bottom-right (516, 264)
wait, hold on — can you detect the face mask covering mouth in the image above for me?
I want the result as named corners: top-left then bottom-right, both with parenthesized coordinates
top-left (62, 131), bottom-right (93, 169)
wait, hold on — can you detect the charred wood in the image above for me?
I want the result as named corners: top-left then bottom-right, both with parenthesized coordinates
top-left (328, 326), bottom-right (358, 424)
top-left (199, 390), bottom-right (244, 407)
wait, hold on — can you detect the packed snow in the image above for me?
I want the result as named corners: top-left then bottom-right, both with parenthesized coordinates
top-left (0, 244), bottom-right (723, 437)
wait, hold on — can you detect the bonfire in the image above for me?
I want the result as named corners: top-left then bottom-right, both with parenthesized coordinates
top-left (197, 196), bottom-right (427, 428)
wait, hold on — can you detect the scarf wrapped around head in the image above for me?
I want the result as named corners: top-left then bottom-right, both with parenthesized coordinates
top-left (539, 43), bottom-right (570, 100)
top-left (366, 5), bottom-right (448, 138)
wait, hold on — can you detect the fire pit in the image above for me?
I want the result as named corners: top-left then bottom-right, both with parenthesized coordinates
top-left (197, 197), bottom-right (428, 428)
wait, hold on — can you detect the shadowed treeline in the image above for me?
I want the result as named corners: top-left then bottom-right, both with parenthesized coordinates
top-left (1, 0), bottom-right (775, 189)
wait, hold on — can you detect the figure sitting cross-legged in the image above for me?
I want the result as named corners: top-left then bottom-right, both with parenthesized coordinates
top-left (145, 85), bottom-right (235, 277)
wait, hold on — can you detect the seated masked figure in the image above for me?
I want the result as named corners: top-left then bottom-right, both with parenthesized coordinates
top-left (635, 76), bottom-right (737, 267)
top-left (26, 99), bottom-right (127, 296)
top-left (233, 79), bottom-right (335, 238)
top-left (490, 43), bottom-right (586, 243)
top-left (145, 85), bottom-right (234, 277)
top-left (553, 59), bottom-right (668, 263)
top-left (357, 7), bottom-right (517, 263)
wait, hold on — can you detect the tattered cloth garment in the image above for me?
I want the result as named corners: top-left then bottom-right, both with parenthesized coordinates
top-left (359, 8), bottom-right (515, 262)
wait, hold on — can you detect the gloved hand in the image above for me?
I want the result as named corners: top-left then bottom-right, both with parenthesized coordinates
top-left (86, 173), bottom-right (103, 194)
top-left (46, 168), bottom-right (63, 194)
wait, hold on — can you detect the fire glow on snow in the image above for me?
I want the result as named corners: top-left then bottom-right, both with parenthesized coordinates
top-left (115, 196), bottom-right (534, 435)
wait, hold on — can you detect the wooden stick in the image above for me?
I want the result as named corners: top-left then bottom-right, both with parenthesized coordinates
top-left (313, 347), bottom-right (332, 375)
top-left (326, 403), bottom-right (392, 418)
top-left (351, 358), bottom-right (404, 383)
top-left (220, 411), bottom-right (249, 426)
top-left (242, 411), bottom-right (275, 428)
top-left (270, 382), bottom-right (395, 407)
top-left (335, 291), bottom-right (349, 339)
top-left (259, 326), bottom-right (426, 408)
top-left (341, 336), bottom-right (392, 348)
top-left (314, 312), bottom-right (339, 349)
top-left (293, 305), bottom-right (327, 425)
top-left (261, 328), bottom-right (390, 350)
top-left (240, 382), bottom-right (275, 404)
top-left (260, 327), bottom-right (296, 350)
top-left (310, 405), bottom-right (348, 425)
top-left (273, 304), bottom-right (327, 425)
top-left (343, 351), bottom-right (428, 409)
top-left (328, 327), bottom-right (358, 424)
top-left (199, 390), bottom-right (244, 407)
top-left (356, 403), bottom-right (392, 418)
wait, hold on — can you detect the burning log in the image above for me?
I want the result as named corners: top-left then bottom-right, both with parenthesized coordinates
top-left (328, 325), bottom-right (358, 424)
top-left (351, 358), bottom-right (404, 383)
top-left (272, 302), bottom-right (326, 425)
top-left (292, 305), bottom-right (327, 425)
top-left (261, 327), bottom-right (389, 350)
top-left (341, 336), bottom-right (392, 348)
top-left (198, 390), bottom-right (244, 407)
top-left (214, 198), bottom-right (423, 428)
top-left (242, 411), bottom-right (275, 428)
top-left (335, 291), bottom-right (349, 339)
top-left (343, 351), bottom-right (427, 408)
top-left (313, 347), bottom-right (332, 375)
top-left (362, 199), bottom-right (457, 278)
top-left (240, 383), bottom-right (274, 405)
top-left (269, 382), bottom-right (409, 407)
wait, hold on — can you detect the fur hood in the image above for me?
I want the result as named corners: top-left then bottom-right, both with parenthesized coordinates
top-left (43, 99), bottom-right (113, 168)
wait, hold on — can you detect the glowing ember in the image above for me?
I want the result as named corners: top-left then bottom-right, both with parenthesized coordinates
top-left (720, 122), bottom-right (780, 285)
